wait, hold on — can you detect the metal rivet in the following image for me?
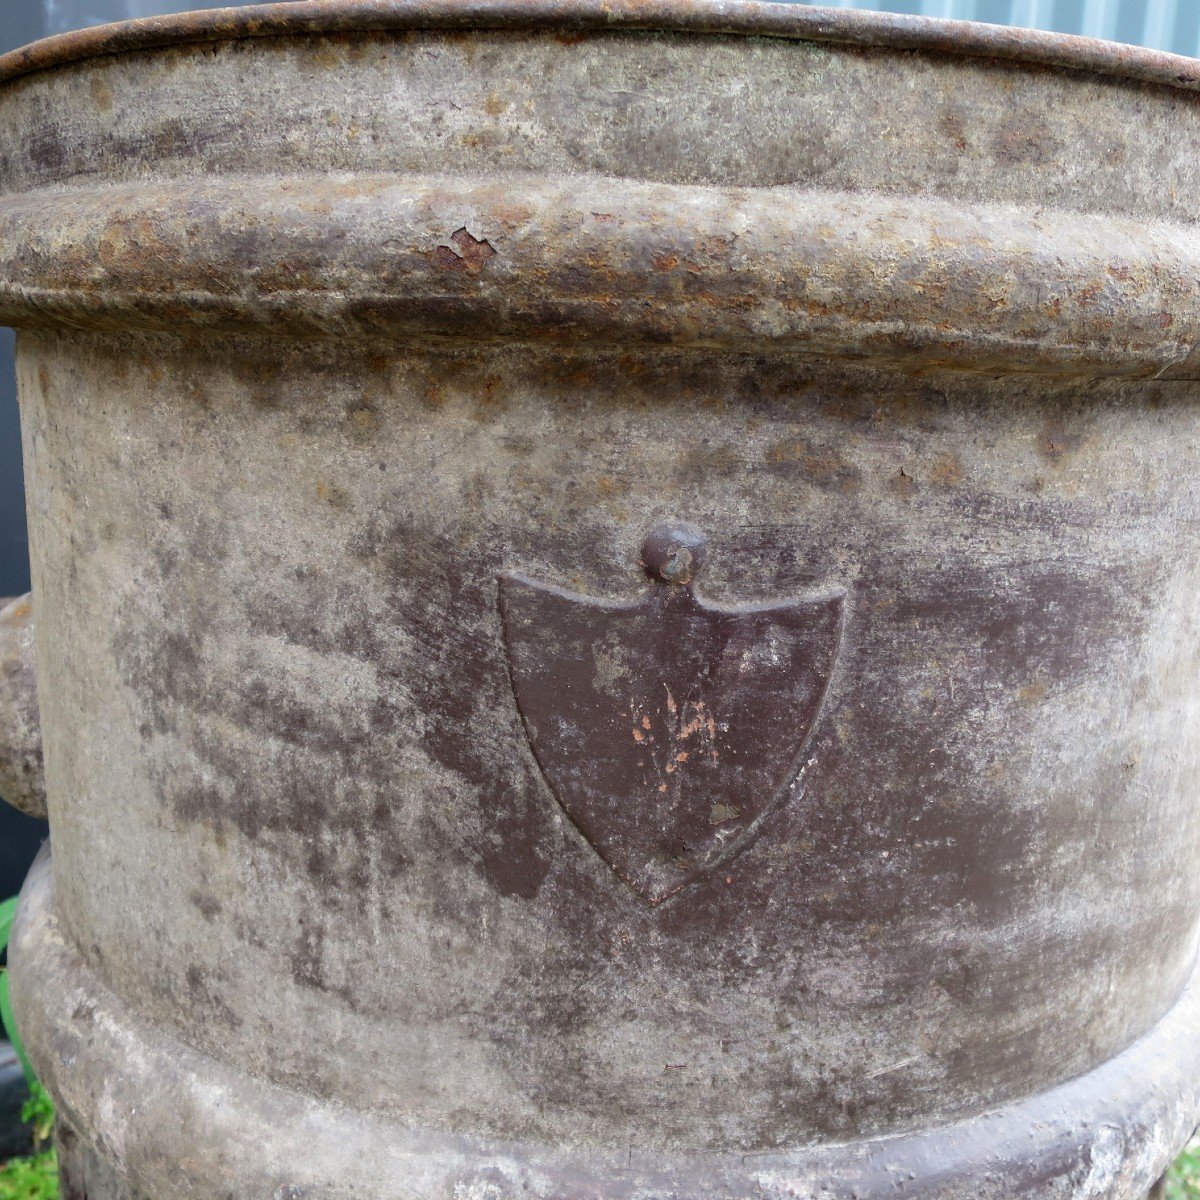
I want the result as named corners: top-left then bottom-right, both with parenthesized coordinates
top-left (640, 522), bottom-right (708, 585)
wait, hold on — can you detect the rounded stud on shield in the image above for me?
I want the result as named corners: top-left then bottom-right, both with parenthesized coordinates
top-left (641, 523), bottom-right (708, 586)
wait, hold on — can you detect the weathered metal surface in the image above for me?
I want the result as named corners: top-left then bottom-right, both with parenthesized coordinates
top-left (1, 2), bottom-right (1200, 1197)
top-left (0, 595), bottom-right (43, 819)
top-left (55, 1115), bottom-right (137, 1200)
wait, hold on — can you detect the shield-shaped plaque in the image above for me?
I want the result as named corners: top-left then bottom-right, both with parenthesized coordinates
top-left (500, 524), bottom-right (845, 904)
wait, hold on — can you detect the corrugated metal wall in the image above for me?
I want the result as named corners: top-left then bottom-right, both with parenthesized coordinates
top-left (791, 0), bottom-right (1196, 56)
top-left (26, 0), bottom-right (1200, 54)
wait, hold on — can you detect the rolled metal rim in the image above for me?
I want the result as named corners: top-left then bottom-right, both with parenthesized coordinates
top-left (3, 174), bottom-right (1197, 375)
top-left (1, 0), bottom-right (1199, 92)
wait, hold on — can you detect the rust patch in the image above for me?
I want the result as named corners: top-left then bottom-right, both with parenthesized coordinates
top-left (88, 75), bottom-right (113, 113)
top-left (891, 466), bottom-right (915, 502)
top-left (928, 451), bottom-right (964, 486)
top-left (939, 109), bottom-right (968, 152)
top-left (434, 226), bottom-right (498, 273)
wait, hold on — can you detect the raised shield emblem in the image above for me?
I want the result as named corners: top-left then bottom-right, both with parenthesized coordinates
top-left (500, 523), bottom-right (846, 905)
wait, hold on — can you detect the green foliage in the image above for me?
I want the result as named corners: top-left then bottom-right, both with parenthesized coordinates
top-left (0, 900), bottom-right (14, 953)
top-left (18, 1087), bottom-right (53, 1151)
top-left (0, 897), bottom-right (33, 1086)
top-left (0, 1150), bottom-right (57, 1200)
top-left (0, 1075), bottom-right (56, 1200)
top-left (1168, 1138), bottom-right (1200, 1199)
top-left (0, 899), bottom-right (56, 1198)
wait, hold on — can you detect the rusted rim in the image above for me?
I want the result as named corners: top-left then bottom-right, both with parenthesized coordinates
top-left (0, 0), bottom-right (1199, 92)
top-left (4, 175), bottom-right (1200, 374)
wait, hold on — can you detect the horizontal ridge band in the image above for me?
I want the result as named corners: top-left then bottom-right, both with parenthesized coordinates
top-left (2, 173), bottom-right (1199, 375)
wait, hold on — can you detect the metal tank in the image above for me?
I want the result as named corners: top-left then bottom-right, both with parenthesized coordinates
top-left (1, 3), bottom-right (1200, 1196)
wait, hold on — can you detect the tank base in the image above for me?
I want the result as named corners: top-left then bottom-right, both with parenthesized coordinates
top-left (14, 853), bottom-right (1200, 1199)
top-left (56, 1120), bottom-right (138, 1200)
top-left (45, 1127), bottom-right (1188, 1200)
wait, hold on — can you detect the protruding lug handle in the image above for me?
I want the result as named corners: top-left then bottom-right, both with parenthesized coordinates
top-left (0, 595), bottom-right (45, 820)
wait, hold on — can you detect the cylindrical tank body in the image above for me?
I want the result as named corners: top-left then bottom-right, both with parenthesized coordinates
top-left (1, 4), bottom-right (1200, 1196)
